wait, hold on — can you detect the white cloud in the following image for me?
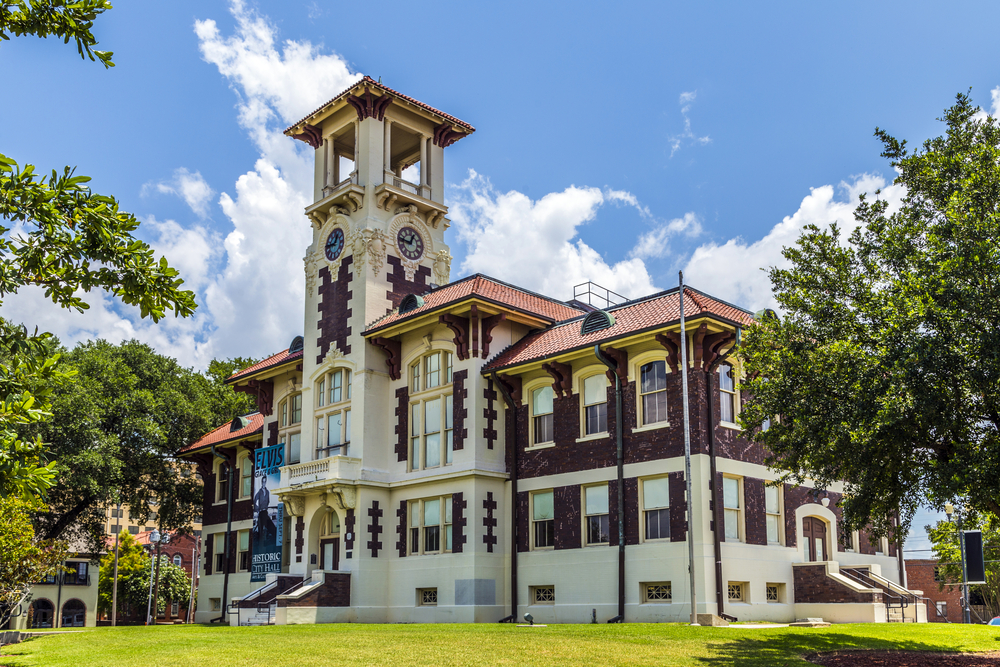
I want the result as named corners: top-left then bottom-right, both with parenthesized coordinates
top-left (143, 168), bottom-right (215, 218)
top-left (668, 90), bottom-right (711, 157)
top-left (681, 173), bottom-right (905, 312)
top-left (973, 85), bottom-right (1000, 122)
top-left (450, 170), bottom-right (657, 301)
top-left (630, 212), bottom-right (703, 260)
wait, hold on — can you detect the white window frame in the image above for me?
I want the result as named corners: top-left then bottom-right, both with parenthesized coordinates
top-left (722, 475), bottom-right (743, 542)
top-left (408, 496), bottom-right (453, 556)
top-left (409, 350), bottom-right (453, 394)
top-left (279, 391), bottom-right (303, 465)
top-left (579, 370), bottom-right (609, 438)
top-left (237, 452), bottom-right (253, 500)
top-left (642, 582), bottom-right (672, 604)
top-left (214, 459), bottom-right (228, 504)
top-left (641, 476), bottom-right (671, 542)
top-left (583, 485), bottom-right (610, 546)
top-left (530, 490), bottom-right (554, 550)
top-left (637, 358), bottom-right (668, 427)
top-left (172, 554), bottom-right (183, 568)
top-left (765, 484), bottom-right (783, 545)
top-left (529, 383), bottom-right (555, 446)
top-left (213, 533), bottom-right (226, 573)
top-left (409, 393), bottom-right (454, 471)
top-left (718, 362), bottom-right (739, 426)
top-left (316, 367), bottom-right (352, 458)
top-left (237, 529), bottom-right (250, 572)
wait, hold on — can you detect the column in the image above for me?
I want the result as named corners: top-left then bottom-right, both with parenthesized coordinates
top-left (332, 143), bottom-right (340, 185)
top-left (419, 135), bottom-right (428, 188)
top-left (324, 138), bottom-right (334, 188)
top-left (383, 119), bottom-right (393, 178)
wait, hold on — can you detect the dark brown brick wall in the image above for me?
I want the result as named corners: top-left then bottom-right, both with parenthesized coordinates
top-left (267, 422), bottom-right (278, 447)
top-left (385, 255), bottom-right (431, 310)
top-left (396, 501), bottom-right (407, 557)
top-left (316, 257), bottom-right (353, 363)
top-left (553, 485), bottom-right (581, 550)
top-left (452, 492), bottom-right (467, 553)
top-left (609, 478), bottom-right (639, 547)
top-left (783, 484), bottom-right (809, 549)
top-left (202, 457), bottom-right (253, 525)
top-left (295, 517), bottom-right (304, 556)
top-left (204, 534), bottom-right (213, 575)
top-left (669, 472), bottom-right (687, 542)
top-left (793, 564), bottom-right (882, 604)
top-left (345, 509), bottom-right (355, 552)
top-left (517, 396), bottom-right (615, 479)
top-left (278, 572), bottom-right (350, 608)
top-left (515, 491), bottom-right (529, 553)
top-left (483, 380), bottom-right (498, 449)
top-left (394, 387), bottom-right (408, 463)
top-left (367, 501), bottom-right (383, 557)
top-left (744, 477), bottom-right (767, 546)
top-left (483, 492), bottom-right (498, 553)
top-left (452, 371), bottom-right (469, 451)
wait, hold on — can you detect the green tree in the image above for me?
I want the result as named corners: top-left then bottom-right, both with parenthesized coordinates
top-left (0, 495), bottom-right (68, 629)
top-left (740, 92), bottom-right (1000, 538)
top-left (0, 1), bottom-right (197, 499)
top-left (928, 514), bottom-right (1000, 620)
top-left (97, 531), bottom-right (148, 620)
top-left (205, 357), bottom-right (260, 424)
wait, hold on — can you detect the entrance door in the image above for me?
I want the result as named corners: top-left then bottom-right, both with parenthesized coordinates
top-left (802, 517), bottom-right (828, 561)
top-left (320, 537), bottom-right (339, 571)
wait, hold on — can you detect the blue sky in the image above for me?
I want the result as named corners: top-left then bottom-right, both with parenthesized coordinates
top-left (2, 0), bottom-right (998, 552)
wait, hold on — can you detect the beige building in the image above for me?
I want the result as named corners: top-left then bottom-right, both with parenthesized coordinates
top-left (7, 549), bottom-right (100, 630)
top-left (180, 78), bottom-right (925, 625)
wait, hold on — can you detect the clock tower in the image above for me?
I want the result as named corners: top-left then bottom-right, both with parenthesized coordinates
top-left (283, 77), bottom-right (474, 469)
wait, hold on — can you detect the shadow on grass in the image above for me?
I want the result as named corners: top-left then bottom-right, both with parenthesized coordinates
top-left (695, 631), bottom-right (988, 666)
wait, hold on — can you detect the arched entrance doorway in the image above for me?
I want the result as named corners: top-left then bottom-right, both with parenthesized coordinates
top-left (802, 516), bottom-right (829, 561)
top-left (61, 599), bottom-right (86, 627)
top-left (30, 599), bottom-right (54, 628)
top-left (319, 511), bottom-right (340, 571)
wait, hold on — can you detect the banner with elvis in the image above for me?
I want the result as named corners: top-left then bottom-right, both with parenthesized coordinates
top-left (251, 443), bottom-right (284, 581)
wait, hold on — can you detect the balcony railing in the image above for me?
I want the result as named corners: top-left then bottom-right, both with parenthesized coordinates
top-left (393, 176), bottom-right (419, 195)
top-left (279, 455), bottom-right (361, 488)
top-left (321, 171), bottom-right (358, 198)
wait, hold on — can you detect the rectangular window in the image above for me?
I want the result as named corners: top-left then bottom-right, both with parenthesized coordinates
top-left (318, 409), bottom-right (351, 457)
top-left (217, 464), bottom-right (228, 502)
top-left (171, 602), bottom-right (180, 616)
top-left (723, 477), bottom-right (741, 541)
top-left (110, 524), bottom-right (122, 534)
top-left (411, 403), bottom-right (421, 469)
top-left (408, 496), bottom-right (453, 555)
top-left (214, 533), bottom-right (226, 573)
top-left (425, 353), bottom-right (440, 389)
top-left (128, 526), bottom-right (139, 535)
top-left (532, 491), bottom-right (554, 549)
top-left (643, 477), bottom-right (671, 540)
top-left (936, 601), bottom-right (947, 619)
top-left (331, 370), bottom-right (343, 404)
top-left (643, 582), bottom-right (672, 603)
top-left (280, 400), bottom-right (287, 428)
top-left (410, 362), bottom-right (420, 393)
top-left (445, 394), bottom-right (454, 464)
top-left (765, 485), bottom-right (782, 544)
top-left (417, 588), bottom-right (438, 606)
top-left (409, 397), bottom-right (453, 471)
top-left (727, 582), bottom-right (745, 602)
top-left (287, 433), bottom-right (301, 465)
top-left (583, 375), bottom-right (608, 435)
top-left (238, 530), bottom-right (250, 571)
top-left (532, 386), bottom-right (554, 444)
top-left (640, 361), bottom-right (667, 425)
top-left (424, 397), bottom-right (442, 468)
top-left (318, 379), bottom-right (325, 407)
top-left (584, 485), bottom-right (610, 545)
top-left (290, 394), bottom-right (302, 424)
top-left (531, 586), bottom-right (555, 604)
top-left (766, 583), bottom-right (783, 603)
top-left (240, 456), bottom-right (253, 498)
top-left (718, 363), bottom-right (737, 423)
top-left (210, 598), bottom-right (222, 612)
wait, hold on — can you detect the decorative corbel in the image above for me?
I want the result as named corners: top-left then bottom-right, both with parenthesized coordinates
top-left (497, 374), bottom-right (522, 407)
top-left (480, 312), bottom-right (506, 359)
top-left (542, 361), bottom-right (573, 398)
top-left (438, 314), bottom-right (470, 360)
top-left (281, 494), bottom-right (305, 517)
top-left (371, 337), bottom-right (402, 380)
top-left (692, 322), bottom-right (708, 370)
top-left (470, 304), bottom-right (481, 359)
top-left (346, 88), bottom-right (392, 121)
top-left (602, 345), bottom-right (629, 384)
top-left (308, 211), bottom-right (326, 230)
top-left (234, 378), bottom-right (274, 416)
top-left (654, 332), bottom-right (682, 373)
top-left (426, 211), bottom-right (445, 228)
top-left (291, 124), bottom-right (322, 149)
top-left (331, 484), bottom-right (357, 509)
top-left (433, 122), bottom-right (466, 148)
top-left (703, 331), bottom-right (737, 371)
top-left (346, 191), bottom-right (363, 212)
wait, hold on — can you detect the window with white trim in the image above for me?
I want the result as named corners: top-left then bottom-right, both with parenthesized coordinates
top-left (531, 490), bottom-right (554, 549)
top-left (582, 374), bottom-right (608, 436)
top-left (531, 586), bottom-right (555, 604)
top-left (410, 350), bottom-right (452, 393)
top-left (642, 477), bottom-right (670, 541)
top-left (316, 368), bottom-right (351, 458)
top-left (409, 496), bottom-right (452, 555)
top-left (723, 476), bottom-right (742, 541)
top-left (639, 361), bottom-right (667, 425)
top-left (765, 484), bottom-right (782, 544)
top-left (642, 582), bottom-right (672, 603)
top-left (213, 533), bottom-right (226, 573)
top-left (279, 392), bottom-right (302, 465)
top-left (408, 352), bottom-right (454, 471)
top-left (173, 554), bottom-right (183, 568)
top-left (215, 460), bottom-right (228, 503)
top-left (584, 485), bottom-right (609, 545)
top-left (239, 454), bottom-right (253, 499)
top-left (417, 588), bottom-right (437, 606)
top-left (531, 386), bottom-right (554, 445)
top-left (718, 363), bottom-right (738, 423)
top-left (238, 530), bottom-right (250, 571)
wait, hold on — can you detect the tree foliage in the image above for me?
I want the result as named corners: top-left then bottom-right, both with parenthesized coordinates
top-left (740, 92), bottom-right (1000, 537)
top-left (0, 0), bottom-right (196, 499)
top-left (0, 495), bottom-right (68, 629)
top-left (97, 533), bottom-right (190, 621)
top-left (928, 514), bottom-right (1000, 620)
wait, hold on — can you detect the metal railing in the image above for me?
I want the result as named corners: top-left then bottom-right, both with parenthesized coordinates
top-left (573, 282), bottom-right (627, 310)
top-left (392, 176), bottom-right (419, 195)
top-left (840, 567), bottom-right (916, 622)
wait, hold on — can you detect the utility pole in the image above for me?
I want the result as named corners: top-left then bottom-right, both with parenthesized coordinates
top-left (151, 529), bottom-right (167, 624)
top-left (111, 502), bottom-right (122, 627)
top-left (187, 543), bottom-right (198, 623)
top-left (945, 503), bottom-right (972, 624)
top-left (679, 271), bottom-right (699, 626)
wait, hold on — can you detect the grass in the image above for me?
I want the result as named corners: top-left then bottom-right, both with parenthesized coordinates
top-left (2, 622), bottom-right (999, 667)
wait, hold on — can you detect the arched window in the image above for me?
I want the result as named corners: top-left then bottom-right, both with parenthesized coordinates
top-left (278, 391), bottom-right (303, 465)
top-left (408, 351), bottom-right (454, 471)
top-left (316, 368), bottom-right (352, 458)
top-left (31, 599), bottom-right (53, 629)
top-left (61, 599), bottom-right (86, 628)
top-left (173, 554), bottom-right (183, 567)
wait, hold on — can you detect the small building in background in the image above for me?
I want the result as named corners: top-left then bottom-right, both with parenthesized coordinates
top-left (5, 543), bottom-right (101, 630)
top-left (905, 559), bottom-right (962, 622)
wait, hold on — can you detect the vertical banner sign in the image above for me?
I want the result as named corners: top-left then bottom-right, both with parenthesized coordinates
top-left (965, 530), bottom-right (987, 584)
top-left (251, 444), bottom-right (284, 582)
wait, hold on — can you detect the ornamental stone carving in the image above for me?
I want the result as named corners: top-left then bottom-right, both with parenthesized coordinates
top-left (433, 250), bottom-right (452, 286)
top-left (282, 494), bottom-right (306, 517)
top-left (330, 484), bottom-right (357, 510)
top-left (400, 257), bottom-right (420, 282)
top-left (353, 228), bottom-right (386, 277)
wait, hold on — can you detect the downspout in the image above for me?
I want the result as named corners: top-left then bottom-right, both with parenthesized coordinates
top-left (211, 443), bottom-right (233, 624)
top-left (594, 345), bottom-right (625, 623)
top-left (706, 328), bottom-right (740, 619)
top-left (491, 372), bottom-right (518, 623)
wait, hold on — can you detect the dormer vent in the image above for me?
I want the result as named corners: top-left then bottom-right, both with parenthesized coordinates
top-left (230, 415), bottom-right (251, 432)
top-left (581, 310), bottom-right (616, 335)
top-left (399, 294), bottom-right (425, 314)
top-left (288, 335), bottom-right (304, 354)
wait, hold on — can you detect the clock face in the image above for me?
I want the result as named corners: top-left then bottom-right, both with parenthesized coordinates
top-left (324, 228), bottom-right (345, 261)
top-left (396, 226), bottom-right (424, 261)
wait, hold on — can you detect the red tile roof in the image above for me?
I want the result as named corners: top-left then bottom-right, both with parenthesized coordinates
top-left (482, 287), bottom-right (755, 372)
top-left (364, 274), bottom-right (586, 334)
top-left (285, 75), bottom-right (475, 135)
top-left (226, 348), bottom-right (303, 384)
top-left (179, 412), bottom-right (264, 455)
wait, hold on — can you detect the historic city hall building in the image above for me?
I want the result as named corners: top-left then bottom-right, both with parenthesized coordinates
top-left (180, 78), bottom-right (925, 625)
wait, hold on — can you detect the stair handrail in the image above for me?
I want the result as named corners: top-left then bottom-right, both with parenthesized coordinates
top-left (839, 568), bottom-right (909, 609)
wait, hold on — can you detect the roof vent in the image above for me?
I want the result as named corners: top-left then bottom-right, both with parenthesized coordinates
top-left (581, 310), bottom-right (616, 335)
top-left (754, 308), bottom-right (778, 321)
top-left (399, 294), bottom-right (425, 314)
top-left (230, 415), bottom-right (250, 432)
top-left (288, 335), bottom-right (304, 354)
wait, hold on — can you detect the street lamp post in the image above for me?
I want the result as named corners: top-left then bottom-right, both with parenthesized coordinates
top-left (111, 502), bottom-right (122, 627)
top-left (945, 503), bottom-right (972, 624)
top-left (145, 529), bottom-right (170, 625)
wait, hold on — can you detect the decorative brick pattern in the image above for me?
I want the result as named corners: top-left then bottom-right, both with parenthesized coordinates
top-left (394, 387), bottom-right (409, 463)
top-left (783, 484), bottom-right (809, 549)
top-left (793, 564), bottom-right (882, 604)
top-left (452, 492), bottom-right (467, 553)
top-left (277, 572), bottom-right (350, 608)
top-left (518, 395), bottom-right (615, 479)
top-left (452, 370), bottom-right (469, 451)
top-left (609, 477), bottom-right (640, 547)
top-left (367, 500), bottom-right (383, 557)
top-left (744, 477), bottom-right (767, 546)
top-left (483, 380), bottom-right (498, 449)
top-left (204, 533), bottom-right (213, 575)
top-left (344, 509), bottom-right (355, 551)
top-left (554, 484), bottom-right (581, 550)
top-left (316, 257), bottom-right (353, 364)
top-left (295, 517), bottom-right (304, 555)
top-left (396, 501), bottom-right (407, 557)
top-left (385, 255), bottom-right (431, 310)
top-left (267, 422), bottom-right (278, 447)
top-left (483, 492), bottom-right (498, 553)
top-left (515, 491), bottom-right (529, 553)
top-left (669, 471), bottom-right (687, 542)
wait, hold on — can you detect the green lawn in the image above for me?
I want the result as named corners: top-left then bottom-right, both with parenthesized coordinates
top-left (2, 623), bottom-right (998, 667)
